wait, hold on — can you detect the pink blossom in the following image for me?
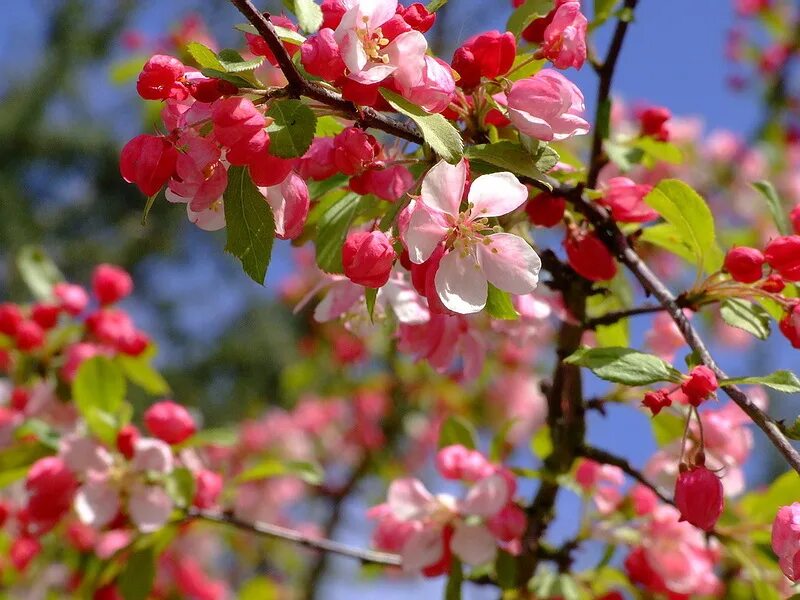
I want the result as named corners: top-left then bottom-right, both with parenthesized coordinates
top-left (538, 2), bottom-right (587, 70)
top-left (598, 177), bottom-right (657, 223)
top-left (296, 137), bottom-right (338, 181)
top-left (772, 503), bottom-right (800, 581)
top-left (397, 55), bottom-right (455, 114)
top-left (144, 400), bottom-right (197, 445)
top-left (120, 134), bottom-right (178, 197)
top-left (645, 312), bottom-right (688, 362)
top-left (349, 164), bottom-right (414, 201)
top-left (128, 482), bottom-right (174, 533)
top-left (53, 282), bottom-right (89, 316)
top-left (260, 172), bottom-right (310, 240)
top-left (301, 28), bottom-right (346, 81)
top-left (92, 264), bottom-right (134, 305)
top-left (403, 159), bottom-right (541, 314)
top-left (507, 70), bottom-right (590, 141)
top-left (168, 133), bottom-right (228, 212)
top-left (575, 459), bottom-right (624, 514)
top-left (186, 199), bottom-right (226, 231)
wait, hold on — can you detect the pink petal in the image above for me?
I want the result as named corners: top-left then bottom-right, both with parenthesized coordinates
top-left (405, 206), bottom-right (449, 263)
top-left (421, 159), bottom-right (467, 217)
top-left (434, 249), bottom-right (487, 314)
top-left (128, 483), bottom-right (174, 533)
top-left (460, 473), bottom-right (510, 517)
top-left (313, 279), bottom-right (363, 322)
top-left (476, 233), bottom-right (541, 295)
top-left (450, 523), bottom-right (497, 566)
top-left (187, 201), bottom-right (226, 231)
top-left (401, 527), bottom-right (444, 572)
top-left (387, 478), bottom-right (435, 521)
top-left (468, 172), bottom-right (529, 219)
top-left (384, 30), bottom-right (428, 89)
top-left (131, 437), bottom-right (174, 474)
top-left (381, 279), bottom-right (430, 325)
top-left (75, 479), bottom-right (120, 529)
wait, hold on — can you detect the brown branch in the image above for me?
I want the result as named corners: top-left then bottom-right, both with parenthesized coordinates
top-left (584, 303), bottom-right (665, 329)
top-left (187, 508), bottom-right (401, 567)
top-left (580, 445), bottom-right (673, 506)
top-left (228, 0), bottom-right (425, 145)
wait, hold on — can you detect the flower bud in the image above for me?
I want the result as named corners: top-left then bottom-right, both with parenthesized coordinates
top-left (772, 502), bottom-right (800, 581)
top-left (25, 457), bottom-right (77, 529)
top-left (144, 400), bottom-right (196, 445)
top-left (761, 273), bottom-right (786, 293)
top-left (599, 177), bottom-right (656, 223)
top-left (538, 2), bottom-right (588, 70)
top-left (507, 70), bottom-right (590, 141)
top-left (342, 231), bottom-right (395, 288)
top-left (451, 31), bottom-right (516, 90)
top-left (349, 165), bottom-right (414, 202)
top-left (791, 204), bottom-right (800, 234)
top-left (245, 15), bottom-right (299, 66)
top-left (674, 464), bottom-right (723, 531)
top-left (92, 264), bottom-right (134, 305)
top-left (248, 151), bottom-right (294, 187)
top-left (296, 137), bottom-right (338, 181)
top-left (681, 366), bottom-right (718, 406)
top-left (639, 106), bottom-right (672, 141)
top-left (629, 484), bottom-right (658, 516)
top-left (15, 320), bottom-right (45, 352)
top-left (0, 303), bottom-right (23, 336)
top-left (486, 503), bottom-right (526, 541)
top-left (212, 97), bottom-right (266, 151)
top-left (136, 55), bottom-right (186, 101)
top-left (396, 56), bottom-right (455, 114)
top-left (116, 424), bottom-right (140, 459)
top-left (120, 134), bottom-right (178, 197)
top-left (333, 128), bottom-right (382, 175)
top-left (301, 28), bottom-right (346, 81)
top-left (725, 246), bottom-right (765, 283)
top-left (188, 77), bottom-right (238, 103)
top-left (10, 536), bottom-right (41, 572)
top-left (31, 303), bottom-right (60, 330)
top-left (402, 3), bottom-right (436, 32)
top-left (11, 387), bottom-right (29, 411)
top-left (53, 283), bottom-right (89, 316)
top-left (780, 303), bottom-right (800, 349)
top-left (263, 172), bottom-right (310, 240)
top-left (765, 235), bottom-right (800, 281)
top-left (565, 231), bottom-right (617, 281)
top-left (193, 470), bottom-right (223, 509)
top-left (642, 389), bottom-right (672, 415)
top-left (321, 0), bottom-right (347, 29)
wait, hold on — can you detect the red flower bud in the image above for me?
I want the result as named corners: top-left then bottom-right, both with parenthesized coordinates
top-left (765, 235), bottom-right (800, 281)
top-left (193, 469), bottom-right (223, 509)
top-left (791, 204), bottom-right (800, 234)
top-left (10, 536), bottom-right (41, 572)
top-left (402, 3), bottom-right (436, 32)
top-left (349, 165), bottom-right (414, 202)
top-left (15, 321), bottom-right (45, 352)
top-left (642, 389), bottom-right (672, 416)
top-left (451, 31), bottom-right (516, 90)
top-left (136, 54), bottom-right (186, 101)
top-left (342, 231), bottom-right (395, 288)
top-left (321, 0), bottom-right (347, 30)
top-left (25, 457), bottom-right (77, 530)
top-left (54, 283), bottom-right (89, 315)
top-left (11, 387), bottom-right (29, 411)
top-left (761, 273), bottom-right (786, 293)
top-left (639, 106), bottom-right (671, 141)
top-left (211, 97), bottom-right (266, 151)
top-left (144, 400), bottom-right (197, 445)
top-left (116, 424), bottom-right (140, 459)
top-left (248, 151), bottom-right (293, 187)
top-left (245, 16), bottom-right (299, 66)
top-left (565, 231), bottom-right (618, 281)
top-left (681, 365), bottom-right (718, 406)
top-left (188, 77), bottom-right (237, 103)
top-left (92, 264), bottom-right (134, 305)
top-left (724, 246), bottom-right (765, 283)
top-left (0, 303), bottom-right (23, 336)
top-left (30, 303), bottom-right (60, 330)
top-left (780, 303), bottom-right (800, 349)
top-left (120, 134), bottom-right (178, 197)
top-left (301, 28), bottom-right (346, 81)
top-left (333, 128), bottom-right (382, 175)
top-left (674, 464), bottom-right (724, 531)
top-left (525, 192), bottom-right (565, 227)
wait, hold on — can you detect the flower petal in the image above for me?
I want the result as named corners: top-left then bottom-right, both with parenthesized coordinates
top-left (421, 159), bottom-right (467, 217)
top-left (401, 527), bottom-right (444, 572)
top-left (128, 483), bottom-right (174, 533)
top-left (435, 249), bottom-right (488, 314)
top-left (74, 479), bottom-right (120, 529)
top-left (468, 172), bottom-right (529, 219)
top-left (404, 206), bottom-right (449, 263)
top-left (450, 523), bottom-right (497, 566)
top-left (460, 473), bottom-right (510, 517)
top-left (384, 31), bottom-right (428, 89)
top-left (381, 279), bottom-right (430, 325)
top-left (477, 233), bottom-right (541, 295)
top-left (388, 478), bottom-right (435, 521)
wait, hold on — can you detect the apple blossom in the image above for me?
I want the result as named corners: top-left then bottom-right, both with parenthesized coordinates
top-left (451, 31), bottom-right (516, 90)
top-left (537, 2), bottom-right (588, 70)
top-left (119, 134), bottom-right (178, 197)
top-left (598, 177), bottom-right (657, 223)
top-left (765, 235), bottom-right (800, 280)
top-left (342, 230), bottom-right (395, 288)
top-left (772, 503), bottom-right (800, 581)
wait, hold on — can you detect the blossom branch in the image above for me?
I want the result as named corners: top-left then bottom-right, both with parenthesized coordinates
top-left (580, 445), bottom-right (673, 506)
top-left (187, 508), bottom-right (402, 567)
top-left (228, 0), bottom-right (426, 145)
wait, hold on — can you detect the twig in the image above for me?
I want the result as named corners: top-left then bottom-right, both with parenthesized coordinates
top-left (228, 0), bottom-right (425, 145)
top-left (187, 508), bottom-right (402, 567)
top-left (584, 303), bottom-right (665, 329)
top-left (580, 445), bottom-right (673, 506)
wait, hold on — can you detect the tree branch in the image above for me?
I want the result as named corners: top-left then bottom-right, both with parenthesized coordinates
top-left (228, 0), bottom-right (425, 145)
top-left (580, 445), bottom-right (673, 506)
top-left (187, 508), bottom-right (401, 567)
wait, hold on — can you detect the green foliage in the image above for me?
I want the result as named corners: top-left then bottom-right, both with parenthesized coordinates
top-left (283, 0), bottom-right (323, 32)
top-left (266, 99), bottom-right (318, 158)
top-left (186, 42), bottom-right (222, 70)
top-left (380, 89), bottom-right (464, 164)
top-left (530, 426), bottom-right (553, 458)
top-left (0, 441), bottom-right (54, 486)
top-left (365, 287), bottom-right (378, 322)
top-left (224, 166), bottom-right (276, 285)
top-left (16, 245), bottom-right (64, 300)
top-left (165, 467), bottom-right (196, 509)
top-left (643, 179), bottom-right (724, 273)
top-left (115, 345), bottom-right (170, 395)
top-left (632, 137), bottom-right (683, 165)
top-left (235, 458), bottom-right (324, 485)
top-left (217, 49), bottom-right (264, 73)
top-left (439, 415), bottom-right (478, 449)
top-left (426, 0), bottom-right (448, 12)
top-left (486, 284), bottom-right (519, 320)
top-left (722, 370), bottom-right (800, 393)
top-left (720, 299), bottom-right (772, 340)
top-left (753, 180), bottom-right (792, 235)
top-left (508, 0), bottom-right (554, 37)
top-left (650, 411), bottom-right (686, 445)
top-left (740, 470), bottom-right (800, 525)
top-left (315, 192), bottom-right (362, 273)
top-left (564, 347), bottom-right (683, 386)
top-left (594, 0), bottom-right (618, 24)
top-left (239, 577), bottom-right (281, 600)
top-left (118, 546), bottom-right (156, 600)
top-left (73, 356), bottom-right (129, 445)
top-left (466, 141), bottom-right (552, 187)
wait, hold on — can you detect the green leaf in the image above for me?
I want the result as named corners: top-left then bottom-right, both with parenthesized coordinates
top-left (564, 347), bottom-right (683, 386)
top-left (644, 179), bottom-right (724, 274)
top-left (753, 180), bottom-right (792, 235)
top-left (365, 287), bottom-right (378, 323)
top-left (116, 349), bottom-right (170, 396)
top-left (199, 68), bottom-right (257, 89)
top-left (594, 0), bottom-right (618, 22)
top-left (507, 0), bottom-right (554, 37)
top-left (426, 0), bottom-right (448, 12)
top-left (720, 299), bottom-right (771, 340)
top-left (530, 427), bottom-right (553, 458)
top-left (596, 98), bottom-right (611, 142)
top-left (632, 137), bottom-right (683, 165)
top-left (639, 223), bottom-right (700, 266)
top-left (650, 411), bottom-right (685, 445)
top-left (110, 55), bottom-right (149, 85)
top-left (118, 546), bottom-right (156, 600)
top-left (240, 577), bottom-right (281, 600)
top-left (740, 470), bottom-right (800, 525)
top-left (0, 442), bottom-right (53, 485)
top-left (285, 0), bottom-right (323, 33)
top-left (224, 166), bottom-right (276, 285)
top-left (234, 23), bottom-right (307, 46)
top-left (486, 284), bottom-right (519, 320)
top-left (495, 550), bottom-right (518, 590)
top-left (315, 193), bottom-right (361, 273)
top-left (179, 427), bottom-right (238, 448)
top-left (380, 89), bottom-right (463, 164)
top-left (16, 246), bottom-right (64, 301)
top-left (186, 42), bottom-right (224, 70)
top-left (445, 559), bottom-right (463, 600)
top-left (73, 356), bottom-right (128, 445)
top-left (466, 142), bottom-right (551, 187)
top-left (235, 458), bottom-right (324, 485)
top-left (722, 370), bottom-right (800, 393)
top-left (315, 115), bottom-right (345, 137)
top-left (439, 416), bottom-right (478, 450)
top-left (217, 48), bottom-right (264, 72)
top-left (165, 467), bottom-right (196, 508)
top-left (266, 99), bottom-right (317, 158)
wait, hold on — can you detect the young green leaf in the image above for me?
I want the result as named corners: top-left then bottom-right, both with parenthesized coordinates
top-left (722, 370), bottom-right (800, 393)
top-left (186, 42), bottom-right (224, 70)
top-left (115, 351), bottom-right (170, 396)
top-left (720, 298), bottom-right (771, 340)
top-left (118, 546), bottom-right (156, 600)
top-left (426, 0), bottom-right (448, 12)
top-left (439, 415), bottom-right (478, 450)
top-left (287, 0), bottom-right (323, 33)
top-left (224, 166), bottom-right (276, 285)
top-left (486, 284), bottom-right (519, 320)
top-left (564, 347), bottom-right (683, 386)
top-left (73, 356), bottom-right (128, 447)
top-left (16, 246), bottom-right (64, 301)
top-left (266, 99), bottom-right (317, 158)
top-left (315, 193), bottom-right (361, 273)
top-left (216, 48), bottom-right (264, 73)
top-left (365, 287), bottom-right (378, 322)
top-left (632, 137), bottom-right (683, 165)
top-left (235, 458), bottom-right (323, 485)
top-left (753, 180), bottom-right (792, 235)
top-left (380, 89), bottom-right (463, 164)
top-left (466, 142), bottom-right (551, 187)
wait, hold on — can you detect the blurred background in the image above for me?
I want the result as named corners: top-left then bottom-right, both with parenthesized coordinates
top-left (0, 1), bottom-right (794, 597)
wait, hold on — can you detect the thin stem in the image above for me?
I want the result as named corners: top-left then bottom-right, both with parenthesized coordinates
top-left (581, 445), bottom-right (673, 506)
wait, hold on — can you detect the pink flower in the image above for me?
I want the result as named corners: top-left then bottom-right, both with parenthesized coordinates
top-left (120, 134), bottom-right (178, 197)
top-left (403, 159), bottom-right (541, 314)
top-left (507, 70), bottom-right (590, 141)
top-left (451, 31), bottom-right (516, 90)
top-left (333, 127), bottom-right (382, 175)
top-left (575, 459), bottom-right (624, 514)
top-left (301, 28), bottom-right (346, 81)
top-left (436, 445), bottom-right (493, 481)
top-left (211, 97), bottom-right (267, 164)
top-left (193, 470), bottom-right (223, 509)
top-left (681, 366), bottom-right (718, 407)
top-left (53, 282), bottom-right (89, 315)
top-left (261, 172), bottom-right (310, 240)
top-left (538, 2), bottom-right (587, 70)
top-left (296, 137), bottom-right (338, 181)
top-left (349, 164), bottom-right (414, 201)
top-left (168, 134), bottom-right (228, 212)
top-left (397, 55), bottom-right (455, 114)
top-left (334, 0), bottom-right (428, 87)
top-left (598, 177), bottom-right (657, 223)
top-left (25, 457), bottom-right (78, 533)
top-left (144, 400), bottom-right (197, 445)
top-left (765, 235), bottom-right (800, 281)
top-left (342, 231), bottom-right (396, 288)
top-left (772, 503), bottom-right (800, 581)
top-left (781, 303), bottom-right (800, 349)
top-left (185, 199), bottom-right (226, 231)
top-left (136, 55), bottom-right (186, 101)
top-left (645, 312), bottom-right (687, 362)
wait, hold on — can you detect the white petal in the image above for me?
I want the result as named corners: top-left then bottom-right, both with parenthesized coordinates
top-left (75, 480), bottom-right (120, 528)
top-left (450, 523), bottom-right (497, 566)
top-left (187, 201), bottom-right (226, 231)
top-left (460, 473), bottom-right (510, 517)
top-left (348, 62), bottom-right (397, 84)
top-left (477, 233), bottom-right (541, 295)
top-left (404, 207), bottom-right (449, 263)
top-left (388, 478), bottom-right (435, 521)
top-left (467, 172), bottom-right (529, 219)
top-left (313, 280), bottom-right (363, 322)
top-left (380, 280), bottom-right (430, 325)
top-left (401, 527), bottom-right (444, 572)
top-left (131, 438), bottom-right (174, 475)
top-left (360, 0), bottom-right (399, 28)
top-left (128, 484), bottom-right (174, 533)
top-left (434, 250), bottom-right (487, 314)
top-left (421, 159), bottom-right (467, 217)
top-left (338, 30), bottom-right (369, 74)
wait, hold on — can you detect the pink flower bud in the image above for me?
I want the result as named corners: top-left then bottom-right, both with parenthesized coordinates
top-left (629, 484), bottom-right (658, 515)
top-left (116, 424), bottom-right (140, 459)
top-left (397, 56), bottom-right (455, 114)
top-left (333, 128), bottom-right (382, 175)
top-left (525, 192), bottom-right (565, 227)
top-left (193, 470), bottom-right (223, 509)
top-left (263, 172), bottom-right (310, 240)
top-left (144, 400), bottom-right (196, 445)
top-left (642, 390), bottom-right (672, 415)
top-left (436, 444), bottom-right (473, 479)
top-left (11, 387), bottom-right (28, 412)
top-left (188, 77), bottom-right (238, 103)
top-left (321, 0), bottom-right (347, 30)
top-left (401, 3), bottom-right (436, 32)
top-left (639, 106), bottom-right (672, 141)
top-left (791, 205), bottom-right (800, 234)
top-left (451, 31), bottom-right (516, 90)
top-left (599, 177), bottom-right (657, 223)
top-left (211, 97), bottom-right (266, 151)
top-left (765, 235), bottom-right (800, 281)
top-left (780, 304), bottom-right (800, 349)
top-left (724, 246), bottom-right (765, 283)
top-left (674, 464), bottom-right (723, 531)
top-left (120, 134), bottom-right (178, 197)
top-left (136, 55), bottom-right (186, 101)
top-left (736, 0), bottom-right (770, 16)
top-left (342, 231), bottom-right (395, 288)
top-left (0, 303), bottom-right (23, 336)
top-left (349, 165), bottom-right (414, 202)
top-left (772, 503), bottom-right (800, 581)
top-left (10, 536), bottom-right (41, 572)
top-left (301, 28), bottom-right (346, 82)
top-left (296, 137), bottom-right (338, 181)
top-left (538, 2), bottom-right (587, 70)
top-left (31, 303), bottom-right (60, 330)
top-left (15, 320), bottom-right (45, 352)
top-left (486, 503), bottom-right (526, 541)
top-left (681, 366), bottom-right (718, 406)
top-left (565, 231), bottom-right (617, 281)
top-left (92, 264), bottom-right (134, 305)
top-left (25, 457), bottom-right (77, 529)
top-left (762, 273), bottom-right (786, 293)
top-left (508, 70), bottom-right (590, 141)
top-left (245, 15), bottom-right (299, 66)
top-left (248, 151), bottom-right (294, 187)
top-left (53, 283), bottom-right (89, 316)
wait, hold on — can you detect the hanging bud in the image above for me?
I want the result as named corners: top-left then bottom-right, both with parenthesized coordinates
top-left (565, 231), bottom-right (618, 281)
top-left (680, 366), bottom-right (718, 407)
top-left (724, 246), bottom-right (765, 283)
top-left (765, 235), bottom-right (800, 281)
top-left (674, 463), bottom-right (723, 531)
top-left (642, 389), bottom-right (672, 416)
top-left (780, 303), bottom-right (800, 349)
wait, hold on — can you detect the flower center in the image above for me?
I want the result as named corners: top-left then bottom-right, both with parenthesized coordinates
top-left (357, 18), bottom-right (391, 64)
